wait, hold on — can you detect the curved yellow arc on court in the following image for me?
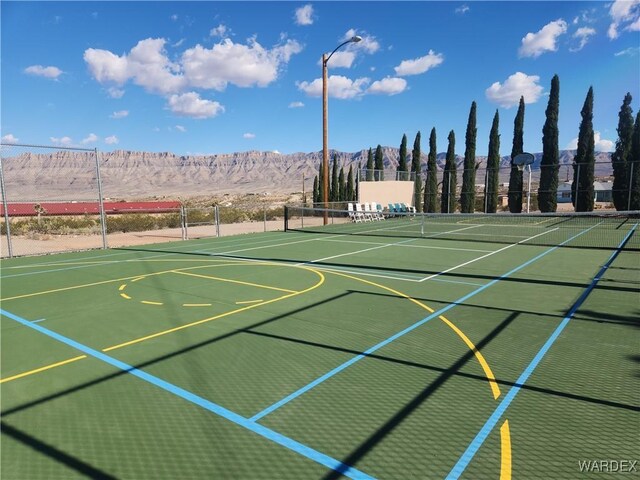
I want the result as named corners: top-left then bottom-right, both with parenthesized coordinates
top-left (327, 270), bottom-right (511, 480)
top-left (1, 260), bottom-right (511, 478)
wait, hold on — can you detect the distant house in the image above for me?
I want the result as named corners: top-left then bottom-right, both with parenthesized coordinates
top-left (556, 181), bottom-right (613, 203)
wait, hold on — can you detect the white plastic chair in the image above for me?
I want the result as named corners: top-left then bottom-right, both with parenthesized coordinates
top-left (347, 203), bottom-right (361, 223)
top-left (355, 203), bottom-right (373, 221)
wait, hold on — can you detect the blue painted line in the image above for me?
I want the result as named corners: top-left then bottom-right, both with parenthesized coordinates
top-left (0, 308), bottom-right (375, 480)
top-left (446, 224), bottom-right (637, 480)
top-left (250, 224), bottom-right (601, 422)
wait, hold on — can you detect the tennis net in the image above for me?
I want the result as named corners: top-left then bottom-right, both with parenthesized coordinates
top-left (284, 206), bottom-right (640, 251)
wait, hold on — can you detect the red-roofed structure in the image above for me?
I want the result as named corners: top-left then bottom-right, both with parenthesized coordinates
top-left (0, 201), bottom-right (182, 217)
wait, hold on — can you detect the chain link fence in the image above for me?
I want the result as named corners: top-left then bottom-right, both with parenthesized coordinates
top-left (359, 160), bottom-right (640, 213)
top-left (0, 144), bottom-right (290, 258)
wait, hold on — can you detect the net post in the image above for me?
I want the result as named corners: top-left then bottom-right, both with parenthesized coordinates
top-left (284, 206), bottom-right (289, 232)
top-left (180, 205), bottom-right (186, 240)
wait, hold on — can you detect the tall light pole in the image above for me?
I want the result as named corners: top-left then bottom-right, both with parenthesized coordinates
top-left (322, 35), bottom-right (361, 224)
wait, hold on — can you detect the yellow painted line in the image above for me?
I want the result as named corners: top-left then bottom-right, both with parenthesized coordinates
top-left (141, 301), bottom-right (163, 306)
top-left (183, 303), bottom-right (212, 307)
top-left (438, 315), bottom-right (501, 400)
top-left (102, 268), bottom-right (324, 352)
top-left (328, 270), bottom-right (510, 472)
top-left (0, 355), bottom-right (87, 384)
top-left (171, 270), bottom-right (297, 293)
top-left (500, 420), bottom-right (512, 480)
top-left (118, 284), bottom-right (127, 291)
top-left (235, 300), bottom-right (264, 305)
top-left (1, 261), bottom-right (270, 302)
top-left (0, 263), bottom-right (322, 382)
top-left (120, 293), bottom-right (131, 300)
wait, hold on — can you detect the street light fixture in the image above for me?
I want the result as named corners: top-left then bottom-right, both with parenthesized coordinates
top-left (322, 35), bottom-right (361, 224)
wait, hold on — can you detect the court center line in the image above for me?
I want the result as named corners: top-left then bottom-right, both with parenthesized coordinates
top-left (0, 308), bottom-right (374, 480)
top-left (249, 223), bottom-right (599, 422)
top-left (445, 223), bottom-right (637, 480)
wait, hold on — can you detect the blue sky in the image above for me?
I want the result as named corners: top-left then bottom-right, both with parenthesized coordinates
top-left (2, 1), bottom-right (639, 156)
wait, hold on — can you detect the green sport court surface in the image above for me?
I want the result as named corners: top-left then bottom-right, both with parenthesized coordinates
top-left (1, 212), bottom-right (638, 479)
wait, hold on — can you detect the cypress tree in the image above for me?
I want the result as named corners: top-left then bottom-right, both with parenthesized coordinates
top-left (356, 162), bottom-right (361, 200)
top-left (508, 97), bottom-right (525, 213)
top-left (312, 175), bottom-right (319, 205)
top-left (424, 127), bottom-right (438, 213)
top-left (330, 154), bottom-right (339, 202)
top-left (398, 134), bottom-right (408, 180)
top-left (374, 144), bottom-right (384, 181)
top-left (346, 165), bottom-right (355, 202)
top-left (412, 131), bottom-right (422, 211)
top-left (485, 110), bottom-right (501, 213)
top-left (611, 93), bottom-right (634, 210)
top-left (538, 74), bottom-right (560, 212)
top-left (572, 87), bottom-right (595, 212)
top-left (366, 148), bottom-right (374, 181)
top-left (628, 111), bottom-right (640, 210)
top-left (441, 130), bottom-right (457, 213)
top-left (338, 166), bottom-right (346, 202)
top-left (460, 101), bottom-right (477, 213)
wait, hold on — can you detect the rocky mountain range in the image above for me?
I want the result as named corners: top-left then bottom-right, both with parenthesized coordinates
top-left (1, 147), bottom-right (614, 201)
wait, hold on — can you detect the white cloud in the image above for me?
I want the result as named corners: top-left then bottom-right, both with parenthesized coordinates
top-left (288, 101), bottom-right (304, 108)
top-left (519, 19), bottom-right (568, 58)
top-left (105, 135), bottom-right (119, 145)
top-left (614, 46), bottom-right (640, 56)
top-left (566, 131), bottom-right (615, 152)
top-left (50, 136), bottom-right (73, 146)
top-left (167, 92), bottom-right (224, 118)
top-left (107, 87), bottom-right (125, 98)
top-left (607, 0), bottom-right (640, 39)
top-left (243, 133), bottom-right (256, 139)
top-left (110, 110), bottom-right (129, 119)
top-left (175, 125), bottom-right (186, 132)
top-left (82, 133), bottom-right (98, 144)
top-left (170, 14), bottom-right (178, 22)
top-left (297, 75), bottom-right (370, 99)
top-left (172, 38), bottom-right (185, 48)
top-left (24, 65), bottom-right (63, 79)
top-left (395, 50), bottom-right (444, 76)
top-left (366, 77), bottom-right (407, 96)
top-left (455, 4), bottom-right (470, 14)
top-left (295, 4), bottom-right (314, 26)
top-left (570, 27), bottom-right (596, 52)
top-left (181, 37), bottom-right (303, 90)
top-left (485, 72), bottom-right (544, 108)
top-left (1, 134), bottom-right (19, 144)
top-left (210, 24), bottom-right (227, 37)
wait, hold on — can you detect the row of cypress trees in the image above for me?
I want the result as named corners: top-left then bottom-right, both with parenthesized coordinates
top-left (312, 153), bottom-right (357, 205)
top-left (312, 75), bottom-right (639, 212)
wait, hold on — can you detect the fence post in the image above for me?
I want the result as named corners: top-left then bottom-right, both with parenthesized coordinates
top-left (263, 206), bottom-right (267, 232)
top-left (0, 156), bottom-right (13, 258)
top-left (284, 206), bottom-right (289, 231)
top-left (180, 206), bottom-right (186, 240)
top-left (215, 205), bottom-right (220, 237)
top-left (627, 163), bottom-right (634, 211)
top-left (575, 163), bottom-right (581, 211)
top-left (94, 149), bottom-right (108, 250)
top-left (484, 167), bottom-right (489, 213)
top-left (447, 174), bottom-right (452, 214)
